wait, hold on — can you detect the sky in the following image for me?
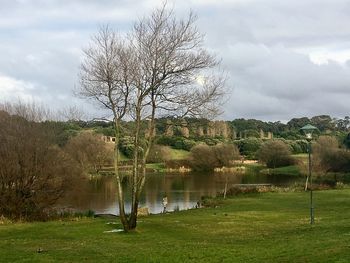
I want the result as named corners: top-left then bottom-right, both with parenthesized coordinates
top-left (0, 0), bottom-right (350, 122)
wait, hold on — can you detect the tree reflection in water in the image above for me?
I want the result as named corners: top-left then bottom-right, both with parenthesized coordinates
top-left (60, 171), bottom-right (298, 215)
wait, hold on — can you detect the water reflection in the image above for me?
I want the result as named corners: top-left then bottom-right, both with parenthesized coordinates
top-left (61, 172), bottom-right (301, 215)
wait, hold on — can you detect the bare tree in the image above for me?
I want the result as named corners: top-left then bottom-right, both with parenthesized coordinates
top-left (0, 101), bottom-right (52, 122)
top-left (58, 106), bottom-right (86, 122)
top-left (79, 25), bottom-right (132, 228)
top-left (257, 140), bottom-right (295, 168)
top-left (0, 110), bottom-right (80, 220)
top-left (64, 132), bottom-right (113, 175)
top-left (79, 4), bottom-right (226, 231)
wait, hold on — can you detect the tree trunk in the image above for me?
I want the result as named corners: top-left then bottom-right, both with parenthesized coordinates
top-left (129, 99), bottom-right (156, 230)
top-left (223, 174), bottom-right (228, 199)
top-left (113, 119), bottom-right (129, 231)
top-left (128, 99), bottom-right (142, 230)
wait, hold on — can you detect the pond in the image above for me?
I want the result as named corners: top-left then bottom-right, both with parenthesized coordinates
top-left (60, 170), bottom-right (303, 215)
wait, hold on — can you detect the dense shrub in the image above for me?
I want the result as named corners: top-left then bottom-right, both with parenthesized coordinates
top-left (213, 144), bottom-right (240, 168)
top-left (94, 126), bottom-right (115, 137)
top-left (156, 135), bottom-right (176, 146)
top-left (174, 138), bottom-right (196, 151)
top-left (235, 138), bottom-right (263, 159)
top-left (312, 135), bottom-right (338, 173)
top-left (282, 139), bottom-right (308, 154)
top-left (288, 141), bottom-right (303, 154)
top-left (65, 132), bottom-right (113, 174)
top-left (203, 137), bottom-right (224, 146)
top-left (0, 111), bottom-right (81, 220)
top-left (278, 130), bottom-right (304, 140)
top-left (189, 143), bottom-right (240, 171)
top-left (119, 136), bottom-right (135, 158)
top-left (41, 121), bottom-right (81, 147)
top-left (243, 129), bottom-right (260, 138)
top-left (120, 144), bottom-right (135, 158)
top-left (257, 140), bottom-right (295, 168)
top-left (146, 145), bottom-right (172, 163)
top-left (156, 136), bottom-right (196, 151)
top-left (343, 133), bottom-right (350, 150)
top-left (313, 136), bottom-right (350, 173)
top-left (189, 144), bottom-right (216, 171)
top-left (295, 140), bottom-right (309, 153)
top-left (331, 151), bottom-right (350, 172)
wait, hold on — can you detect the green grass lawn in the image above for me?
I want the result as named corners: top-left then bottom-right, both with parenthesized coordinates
top-left (261, 165), bottom-right (302, 176)
top-left (1, 189), bottom-right (350, 262)
top-left (170, 148), bottom-right (190, 160)
top-left (118, 148), bottom-right (190, 161)
top-left (146, 162), bottom-right (166, 171)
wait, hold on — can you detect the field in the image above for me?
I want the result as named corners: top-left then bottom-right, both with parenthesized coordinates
top-left (0, 189), bottom-right (349, 262)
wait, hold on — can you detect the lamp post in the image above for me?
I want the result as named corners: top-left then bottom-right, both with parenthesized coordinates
top-left (301, 124), bottom-right (318, 225)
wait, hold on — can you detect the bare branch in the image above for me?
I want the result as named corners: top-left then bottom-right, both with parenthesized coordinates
top-left (77, 3), bottom-right (228, 231)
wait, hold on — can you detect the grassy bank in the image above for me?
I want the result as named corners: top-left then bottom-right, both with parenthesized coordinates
top-left (1, 189), bottom-right (349, 262)
top-left (170, 148), bottom-right (190, 160)
top-left (260, 165), bottom-right (302, 176)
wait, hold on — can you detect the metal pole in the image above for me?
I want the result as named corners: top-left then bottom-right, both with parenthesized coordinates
top-left (308, 141), bottom-right (314, 225)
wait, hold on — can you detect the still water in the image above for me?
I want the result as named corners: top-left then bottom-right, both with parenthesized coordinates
top-left (61, 171), bottom-right (302, 215)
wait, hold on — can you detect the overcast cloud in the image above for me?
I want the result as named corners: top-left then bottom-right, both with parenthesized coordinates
top-left (0, 0), bottom-right (349, 121)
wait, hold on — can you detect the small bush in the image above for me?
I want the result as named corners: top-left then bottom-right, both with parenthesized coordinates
top-left (295, 140), bottom-right (309, 153)
top-left (0, 112), bottom-right (82, 220)
top-left (312, 136), bottom-right (350, 173)
top-left (235, 138), bottom-right (263, 159)
top-left (189, 144), bottom-right (217, 171)
top-left (156, 135), bottom-right (176, 146)
top-left (189, 143), bottom-right (240, 171)
top-left (174, 138), bottom-right (196, 151)
top-left (119, 136), bottom-right (135, 158)
top-left (203, 137), bottom-right (223, 146)
top-left (65, 132), bottom-right (113, 174)
top-left (285, 140), bottom-right (303, 154)
top-left (146, 145), bottom-right (172, 163)
top-left (156, 136), bottom-right (196, 151)
top-left (213, 144), bottom-right (241, 167)
top-left (316, 150), bottom-right (350, 173)
top-left (257, 140), bottom-right (295, 168)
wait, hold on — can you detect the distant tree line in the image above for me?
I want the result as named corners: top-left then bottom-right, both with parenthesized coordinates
top-left (43, 114), bottom-right (349, 160)
top-left (66, 114), bottom-right (350, 143)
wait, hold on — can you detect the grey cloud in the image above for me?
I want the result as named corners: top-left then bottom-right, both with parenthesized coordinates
top-left (1, 0), bottom-right (350, 121)
top-left (221, 45), bottom-right (350, 121)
